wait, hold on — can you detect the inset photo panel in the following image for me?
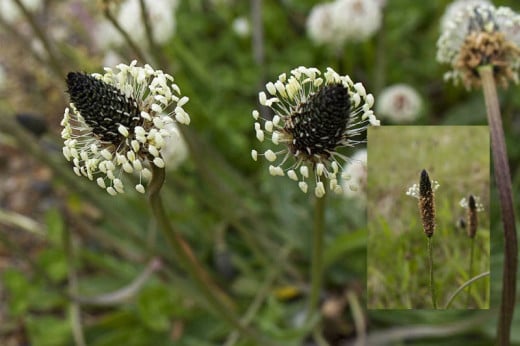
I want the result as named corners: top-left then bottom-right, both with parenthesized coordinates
top-left (367, 126), bottom-right (490, 310)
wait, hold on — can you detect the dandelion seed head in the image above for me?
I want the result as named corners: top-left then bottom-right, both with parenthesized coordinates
top-left (437, 3), bottom-right (520, 88)
top-left (376, 84), bottom-right (422, 123)
top-left (307, 0), bottom-right (382, 48)
top-left (440, 0), bottom-right (491, 32)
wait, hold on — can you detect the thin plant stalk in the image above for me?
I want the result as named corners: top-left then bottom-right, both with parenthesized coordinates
top-left (307, 195), bottom-right (326, 323)
top-left (148, 166), bottom-right (234, 309)
top-left (478, 65), bottom-right (518, 346)
top-left (148, 165), bottom-right (268, 343)
top-left (445, 271), bottom-right (490, 309)
top-left (466, 237), bottom-right (475, 308)
top-left (63, 217), bottom-right (86, 346)
top-left (428, 237), bottom-right (437, 309)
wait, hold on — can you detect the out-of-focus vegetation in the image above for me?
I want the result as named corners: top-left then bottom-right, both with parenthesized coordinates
top-left (0, 0), bottom-right (519, 345)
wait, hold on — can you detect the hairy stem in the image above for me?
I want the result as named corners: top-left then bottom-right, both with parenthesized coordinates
top-left (428, 237), bottom-right (437, 309)
top-left (478, 65), bottom-right (518, 346)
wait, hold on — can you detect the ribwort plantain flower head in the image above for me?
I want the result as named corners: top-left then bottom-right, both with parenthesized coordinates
top-left (460, 194), bottom-right (485, 238)
top-left (251, 66), bottom-right (379, 198)
top-left (406, 169), bottom-right (439, 237)
top-left (437, 4), bottom-right (520, 88)
top-left (61, 60), bottom-right (190, 196)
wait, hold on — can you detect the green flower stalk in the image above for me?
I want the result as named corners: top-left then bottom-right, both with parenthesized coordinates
top-left (60, 61), bottom-right (263, 341)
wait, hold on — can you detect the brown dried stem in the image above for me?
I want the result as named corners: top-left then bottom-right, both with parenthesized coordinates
top-left (478, 65), bottom-right (517, 346)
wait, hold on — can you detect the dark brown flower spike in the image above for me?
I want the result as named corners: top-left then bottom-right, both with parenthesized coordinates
top-left (419, 169), bottom-right (436, 238)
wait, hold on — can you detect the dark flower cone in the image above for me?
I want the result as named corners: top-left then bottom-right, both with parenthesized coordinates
top-left (66, 72), bottom-right (141, 144)
top-left (467, 194), bottom-right (478, 238)
top-left (287, 83), bottom-right (350, 158)
top-left (419, 169), bottom-right (435, 237)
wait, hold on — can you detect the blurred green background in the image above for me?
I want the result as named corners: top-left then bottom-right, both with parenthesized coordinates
top-left (0, 0), bottom-right (519, 345)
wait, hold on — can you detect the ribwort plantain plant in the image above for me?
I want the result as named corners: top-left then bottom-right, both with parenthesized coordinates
top-left (460, 194), bottom-right (485, 307)
top-left (406, 169), bottom-right (440, 309)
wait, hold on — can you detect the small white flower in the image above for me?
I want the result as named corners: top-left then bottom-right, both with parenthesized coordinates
top-left (331, 0), bottom-right (382, 44)
top-left (160, 122), bottom-right (188, 170)
top-left (406, 179), bottom-right (439, 199)
top-left (61, 60), bottom-right (190, 195)
top-left (307, 0), bottom-right (382, 47)
top-left (252, 66), bottom-right (379, 198)
top-left (460, 195), bottom-right (485, 212)
top-left (342, 149), bottom-right (367, 199)
top-left (306, 3), bottom-right (337, 46)
top-left (376, 84), bottom-right (422, 123)
top-left (232, 17), bottom-right (250, 37)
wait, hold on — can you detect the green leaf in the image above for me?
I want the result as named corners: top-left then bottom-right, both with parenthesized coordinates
top-left (37, 248), bottom-right (68, 283)
top-left (2, 269), bottom-right (31, 316)
top-left (137, 284), bottom-right (177, 332)
top-left (26, 316), bottom-right (71, 346)
top-left (44, 208), bottom-right (64, 246)
top-left (323, 228), bottom-right (366, 269)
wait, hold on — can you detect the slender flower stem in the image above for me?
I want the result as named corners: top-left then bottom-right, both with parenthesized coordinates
top-left (148, 166), bottom-right (270, 344)
top-left (445, 271), bottom-right (490, 309)
top-left (428, 237), bottom-right (437, 309)
top-left (63, 215), bottom-right (86, 346)
top-left (148, 166), bottom-right (235, 309)
top-left (307, 195), bottom-right (326, 323)
top-left (478, 65), bottom-right (518, 346)
top-left (466, 237), bottom-right (475, 308)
